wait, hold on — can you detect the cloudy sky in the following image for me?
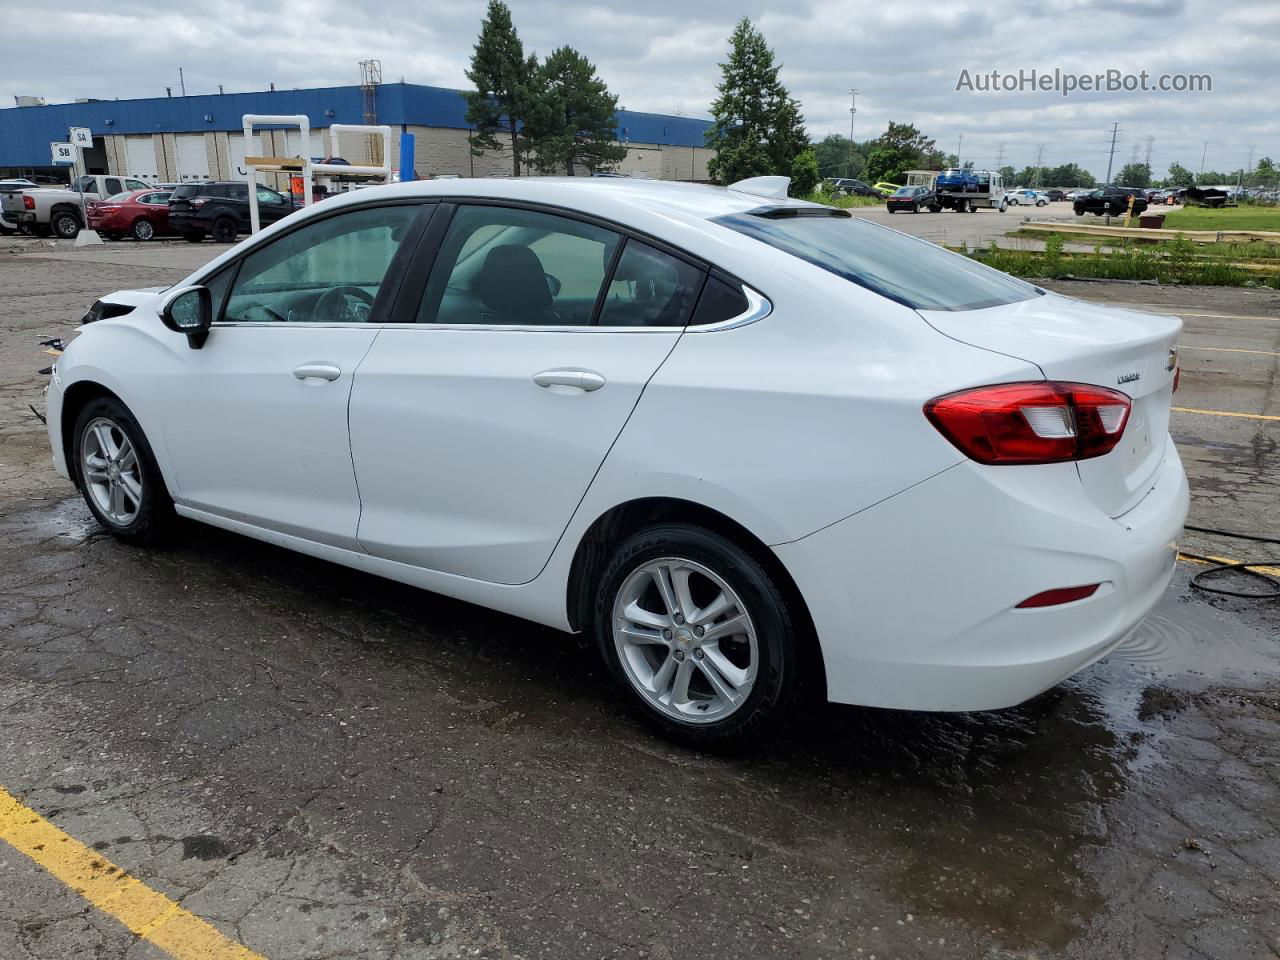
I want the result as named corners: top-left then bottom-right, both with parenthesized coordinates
top-left (8, 0), bottom-right (1277, 179)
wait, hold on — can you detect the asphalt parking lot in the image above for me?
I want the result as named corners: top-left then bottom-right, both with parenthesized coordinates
top-left (1, 235), bottom-right (1278, 960)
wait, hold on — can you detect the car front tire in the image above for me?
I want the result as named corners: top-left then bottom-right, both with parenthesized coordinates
top-left (594, 524), bottom-right (798, 745)
top-left (73, 397), bottom-right (175, 544)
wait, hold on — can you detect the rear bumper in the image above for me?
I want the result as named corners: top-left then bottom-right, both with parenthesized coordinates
top-left (774, 441), bottom-right (1189, 711)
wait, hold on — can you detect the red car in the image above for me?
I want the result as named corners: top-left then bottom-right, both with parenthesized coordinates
top-left (87, 188), bottom-right (172, 241)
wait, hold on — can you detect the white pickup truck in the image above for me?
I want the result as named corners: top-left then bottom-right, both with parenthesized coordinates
top-left (1, 174), bottom-right (153, 238)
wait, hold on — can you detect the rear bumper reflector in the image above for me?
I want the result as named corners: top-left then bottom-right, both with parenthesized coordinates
top-left (1016, 584), bottom-right (1101, 608)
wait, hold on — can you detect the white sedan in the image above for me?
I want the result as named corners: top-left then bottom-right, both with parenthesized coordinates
top-left (1005, 189), bottom-right (1047, 206)
top-left (46, 175), bottom-right (1188, 743)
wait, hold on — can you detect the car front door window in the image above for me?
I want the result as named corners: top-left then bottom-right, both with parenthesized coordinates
top-left (222, 205), bottom-right (420, 324)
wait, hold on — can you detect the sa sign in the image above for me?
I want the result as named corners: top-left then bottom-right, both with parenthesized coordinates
top-left (50, 142), bottom-right (75, 165)
top-left (70, 127), bottom-right (93, 148)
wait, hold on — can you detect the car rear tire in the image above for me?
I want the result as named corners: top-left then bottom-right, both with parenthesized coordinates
top-left (183, 231), bottom-right (205, 243)
top-left (211, 217), bottom-right (237, 243)
top-left (72, 397), bottom-right (175, 545)
top-left (131, 218), bottom-right (155, 241)
top-left (594, 523), bottom-right (799, 745)
top-left (51, 210), bottom-right (81, 239)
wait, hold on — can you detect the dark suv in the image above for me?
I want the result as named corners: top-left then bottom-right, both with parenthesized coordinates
top-left (1073, 187), bottom-right (1148, 217)
top-left (826, 177), bottom-right (881, 198)
top-left (168, 182), bottom-right (301, 242)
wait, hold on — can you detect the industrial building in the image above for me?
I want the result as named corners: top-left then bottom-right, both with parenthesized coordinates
top-left (0, 82), bottom-right (714, 184)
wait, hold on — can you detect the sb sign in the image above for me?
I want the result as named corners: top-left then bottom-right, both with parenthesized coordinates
top-left (50, 142), bottom-right (75, 165)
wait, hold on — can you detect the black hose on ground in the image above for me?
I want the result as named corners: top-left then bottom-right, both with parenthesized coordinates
top-left (1179, 526), bottom-right (1280, 599)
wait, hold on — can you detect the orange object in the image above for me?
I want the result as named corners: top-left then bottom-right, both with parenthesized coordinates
top-left (290, 175), bottom-right (305, 196)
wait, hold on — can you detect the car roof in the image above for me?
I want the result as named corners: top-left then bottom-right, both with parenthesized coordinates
top-left (307, 176), bottom-right (815, 228)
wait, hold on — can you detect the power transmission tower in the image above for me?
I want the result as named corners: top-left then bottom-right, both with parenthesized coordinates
top-left (1103, 123), bottom-right (1120, 186)
top-left (995, 142), bottom-right (1006, 169)
top-left (1033, 143), bottom-right (1046, 186)
top-left (1143, 136), bottom-right (1154, 168)
top-left (1198, 140), bottom-right (1208, 181)
top-left (359, 59), bottom-right (383, 165)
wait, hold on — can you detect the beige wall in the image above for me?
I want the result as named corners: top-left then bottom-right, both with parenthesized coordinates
top-left (104, 126), bottom-right (713, 184)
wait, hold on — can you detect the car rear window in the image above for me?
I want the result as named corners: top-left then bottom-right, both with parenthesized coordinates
top-left (171, 185), bottom-right (199, 199)
top-left (714, 208), bottom-right (1041, 312)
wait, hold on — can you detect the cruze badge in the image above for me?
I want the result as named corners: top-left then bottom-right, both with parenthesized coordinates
top-left (1166, 348), bottom-right (1178, 371)
top-left (1117, 372), bottom-right (1141, 384)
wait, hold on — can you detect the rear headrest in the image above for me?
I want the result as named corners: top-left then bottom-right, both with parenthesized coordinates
top-left (474, 245), bottom-right (551, 315)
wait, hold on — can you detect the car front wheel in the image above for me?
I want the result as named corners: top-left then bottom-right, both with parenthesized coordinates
top-left (595, 524), bottom-right (798, 744)
top-left (73, 397), bottom-right (174, 544)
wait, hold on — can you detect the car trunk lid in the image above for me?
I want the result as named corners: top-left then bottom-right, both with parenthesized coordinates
top-left (919, 292), bottom-right (1181, 517)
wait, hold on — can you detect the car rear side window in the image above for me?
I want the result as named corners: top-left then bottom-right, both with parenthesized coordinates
top-left (597, 240), bottom-right (703, 328)
top-left (714, 209), bottom-right (1040, 312)
top-left (417, 205), bottom-right (621, 327)
top-left (690, 275), bottom-right (750, 326)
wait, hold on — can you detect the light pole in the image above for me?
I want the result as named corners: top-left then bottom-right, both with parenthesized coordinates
top-left (847, 89), bottom-right (858, 178)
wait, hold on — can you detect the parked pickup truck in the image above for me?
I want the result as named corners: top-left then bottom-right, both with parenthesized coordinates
top-left (1, 174), bottom-right (153, 238)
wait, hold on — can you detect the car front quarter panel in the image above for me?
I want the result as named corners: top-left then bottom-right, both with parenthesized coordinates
top-left (54, 307), bottom-right (184, 498)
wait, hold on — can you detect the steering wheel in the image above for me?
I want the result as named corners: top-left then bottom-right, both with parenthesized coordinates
top-left (315, 285), bottom-right (375, 323)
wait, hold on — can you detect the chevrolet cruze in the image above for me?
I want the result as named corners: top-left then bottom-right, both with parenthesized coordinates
top-left (45, 176), bottom-right (1189, 742)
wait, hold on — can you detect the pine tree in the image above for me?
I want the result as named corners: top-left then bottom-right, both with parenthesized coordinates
top-left (525, 47), bottom-right (627, 175)
top-left (463, 0), bottom-right (534, 177)
top-left (705, 19), bottom-right (808, 185)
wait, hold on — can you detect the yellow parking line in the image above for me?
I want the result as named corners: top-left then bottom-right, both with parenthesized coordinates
top-left (1179, 345), bottom-right (1280, 357)
top-left (0, 786), bottom-right (265, 960)
top-left (1174, 311), bottom-right (1278, 322)
top-left (1172, 406), bottom-right (1280, 422)
top-left (1179, 553), bottom-right (1280, 578)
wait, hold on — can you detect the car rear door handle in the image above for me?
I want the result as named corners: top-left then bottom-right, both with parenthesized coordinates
top-left (532, 369), bottom-right (606, 392)
top-left (292, 362), bottom-right (342, 382)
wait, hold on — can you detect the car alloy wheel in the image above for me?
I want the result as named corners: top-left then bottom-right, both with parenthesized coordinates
top-left (612, 557), bottom-right (759, 724)
top-left (53, 212), bottom-right (80, 238)
top-left (132, 218), bottom-right (154, 241)
top-left (79, 416), bottom-right (144, 527)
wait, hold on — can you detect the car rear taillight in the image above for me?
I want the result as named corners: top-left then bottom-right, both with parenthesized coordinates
top-left (23, 195), bottom-right (35, 209)
top-left (924, 381), bottom-right (1131, 465)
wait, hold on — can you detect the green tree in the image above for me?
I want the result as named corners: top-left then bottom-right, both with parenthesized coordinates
top-left (1164, 162), bottom-right (1195, 187)
top-left (1045, 163), bottom-right (1095, 188)
top-left (790, 147), bottom-right (819, 196)
top-left (814, 133), bottom-right (867, 179)
top-left (463, 0), bottom-right (535, 177)
top-left (862, 122), bottom-right (936, 183)
top-left (705, 18), bottom-right (808, 185)
top-left (998, 165), bottom-right (1016, 185)
top-left (523, 46), bottom-right (626, 175)
top-left (1117, 162), bottom-right (1151, 188)
top-left (1254, 157), bottom-right (1277, 187)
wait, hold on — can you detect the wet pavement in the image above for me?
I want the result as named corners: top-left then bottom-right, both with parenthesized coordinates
top-left (1, 245), bottom-right (1279, 959)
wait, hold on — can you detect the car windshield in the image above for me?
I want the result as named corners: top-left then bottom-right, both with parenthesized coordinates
top-left (714, 209), bottom-right (1041, 312)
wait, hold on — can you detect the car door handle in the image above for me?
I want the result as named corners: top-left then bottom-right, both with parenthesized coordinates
top-left (292, 362), bottom-right (342, 382)
top-left (532, 369), bottom-right (606, 392)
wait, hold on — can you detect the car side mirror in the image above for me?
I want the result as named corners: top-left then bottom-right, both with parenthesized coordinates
top-left (160, 285), bottom-right (212, 349)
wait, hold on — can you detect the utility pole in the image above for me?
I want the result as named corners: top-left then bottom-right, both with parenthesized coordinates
top-left (847, 89), bottom-right (858, 178)
top-left (1103, 122), bottom-right (1120, 186)
top-left (956, 133), bottom-right (963, 168)
top-left (1237, 145), bottom-right (1255, 193)
top-left (1198, 140), bottom-right (1208, 181)
top-left (178, 68), bottom-right (186, 97)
